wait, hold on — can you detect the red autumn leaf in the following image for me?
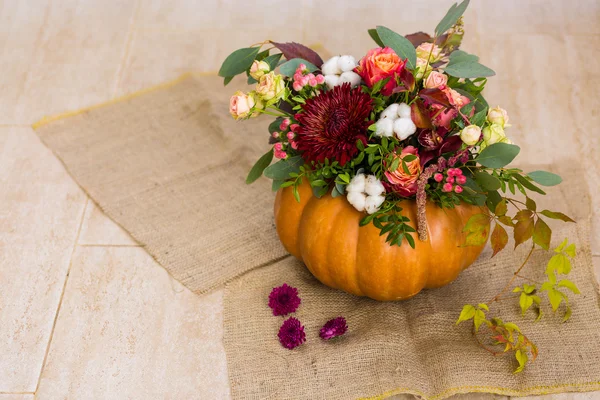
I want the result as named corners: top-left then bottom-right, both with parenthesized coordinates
top-left (398, 67), bottom-right (415, 92)
top-left (410, 100), bottom-right (432, 129)
top-left (513, 210), bottom-right (534, 248)
top-left (419, 88), bottom-right (451, 108)
top-left (490, 223), bottom-right (508, 257)
top-left (405, 32), bottom-right (431, 47)
top-left (270, 41), bottom-right (324, 68)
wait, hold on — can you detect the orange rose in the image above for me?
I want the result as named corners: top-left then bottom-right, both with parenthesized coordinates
top-left (384, 146), bottom-right (422, 197)
top-left (355, 47), bottom-right (406, 95)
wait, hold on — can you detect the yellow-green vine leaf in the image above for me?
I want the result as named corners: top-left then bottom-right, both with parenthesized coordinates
top-left (557, 279), bottom-right (580, 294)
top-left (456, 305), bottom-right (476, 324)
top-left (514, 349), bottom-right (528, 374)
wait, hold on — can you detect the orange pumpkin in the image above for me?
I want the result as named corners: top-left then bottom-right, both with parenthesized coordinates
top-left (274, 181), bottom-right (489, 301)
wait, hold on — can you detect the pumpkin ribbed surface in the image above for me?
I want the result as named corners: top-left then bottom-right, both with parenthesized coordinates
top-left (274, 181), bottom-right (488, 301)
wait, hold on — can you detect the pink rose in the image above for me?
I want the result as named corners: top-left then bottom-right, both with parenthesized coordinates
top-left (424, 71), bottom-right (448, 89)
top-left (355, 47), bottom-right (406, 95)
top-left (445, 88), bottom-right (470, 109)
top-left (229, 91), bottom-right (255, 120)
top-left (384, 146), bottom-right (422, 197)
top-left (430, 104), bottom-right (457, 129)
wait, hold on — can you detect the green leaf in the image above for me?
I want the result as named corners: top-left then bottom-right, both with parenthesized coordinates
top-left (519, 292), bottom-right (534, 315)
top-left (513, 174), bottom-right (546, 195)
top-left (473, 171), bottom-right (501, 191)
top-left (478, 303), bottom-right (489, 311)
top-left (445, 60), bottom-right (495, 79)
top-left (263, 53), bottom-right (283, 71)
top-left (540, 210), bottom-right (575, 223)
top-left (271, 179), bottom-right (284, 191)
top-left (532, 218), bottom-right (551, 250)
top-left (279, 58), bottom-right (318, 77)
top-left (471, 108), bottom-right (488, 127)
top-left (449, 50), bottom-right (479, 64)
top-left (514, 349), bottom-right (528, 374)
top-left (456, 304), bottom-right (476, 324)
top-left (476, 143), bottom-right (520, 168)
top-left (246, 149), bottom-right (274, 184)
top-left (525, 197), bottom-right (537, 212)
top-left (435, 0), bottom-right (470, 36)
top-left (474, 309), bottom-right (486, 332)
top-left (494, 199), bottom-right (508, 217)
top-left (527, 170), bottom-right (562, 186)
top-left (218, 47), bottom-right (260, 78)
top-left (558, 280), bottom-right (580, 294)
top-left (547, 288), bottom-right (563, 311)
top-left (368, 28), bottom-right (384, 47)
top-left (376, 26), bottom-right (417, 69)
top-left (223, 76), bottom-right (234, 86)
top-left (563, 307), bottom-right (572, 322)
top-left (263, 156), bottom-right (304, 180)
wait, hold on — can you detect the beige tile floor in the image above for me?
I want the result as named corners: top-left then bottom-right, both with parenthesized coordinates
top-left (0, 0), bottom-right (598, 399)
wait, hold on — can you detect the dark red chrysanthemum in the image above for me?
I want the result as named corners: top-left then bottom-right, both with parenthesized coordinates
top-left (268, 283), bottom-right (301, 316)
top-left (294, 83), bottom-right (373, 166)
top-left (278, 317), bottom-right (306, 349)
top-left (319, 317), bottom-right (348, 340)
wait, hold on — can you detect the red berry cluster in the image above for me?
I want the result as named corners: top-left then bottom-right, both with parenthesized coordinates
top-left (434, 167), bottom-right (466, 194)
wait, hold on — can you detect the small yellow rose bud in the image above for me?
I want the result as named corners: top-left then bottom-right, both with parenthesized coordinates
top-left (460, 125), bottom-right (482, 146)
top-left (415, 58), bottom-right (433, 80)
top-left (416, 43), bottom-right (443, 63)
top-left (249, 60), bottom-right (270, 80)
top-left (482, 123), bottom-right (506, 146)
top-left (487, 106), bottom-right (510, 128)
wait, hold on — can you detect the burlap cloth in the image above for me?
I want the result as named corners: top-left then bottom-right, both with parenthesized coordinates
top-left (34, 74), bottom-right (600, 399)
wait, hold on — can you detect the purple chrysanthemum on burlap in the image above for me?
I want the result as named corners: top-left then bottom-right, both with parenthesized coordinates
top-left (319, 317), bottom-right (348, 340)
top-left (268, 283), bottom-right (301, 316)
top-left (278, 317), bottom-right (306, 349)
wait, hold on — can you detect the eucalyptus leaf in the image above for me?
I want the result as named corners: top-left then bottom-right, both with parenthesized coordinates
top-left (263, 156), bottom-right (304, 180)
top-left (448, 50), bottom-right (479, 65)
top-left (527, 170), bottom-right (562, 186)
top-left (368, 28), bottom-right (384, 47)
top-left (279, 58), bottom-right (318, 77)
top-left (376, 26), bottom-right (417, 69)
top-left (223, 76), bottom-right (234, 86)
top-left (473, 171), bottom-right (501, 191)
top-left (218, 47), bottom-right (260, 78)
top-left (435, 0), bottom-right (470, 36)
top-left (264, 53), bottom-right (283, 71)
top-left (476, 143), bottom-right (520, 168)
top-left (445, 61), bottom-right (495, 78)
top-left (246, 149), bottom-right (273, 184)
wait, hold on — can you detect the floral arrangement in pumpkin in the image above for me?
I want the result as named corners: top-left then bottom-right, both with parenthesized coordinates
top-left (220, 0), bottom-right (580, 373)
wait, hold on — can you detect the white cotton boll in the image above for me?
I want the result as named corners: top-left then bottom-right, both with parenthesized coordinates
top-left (375, 118), bottom-right (394, 138)
top-left (338, 55), bottom-right (357, 72)
top-left (393, 118), bottom-right (417, 141)
top-left (346, 173), bottom-right (366, 193)
top-left (365, 195), bottom-right (386, 215)
top-left (321, 56), bottom-right (342, 76)
top-left (347, 191), bottom-right (367, 212)
top-left (365, 175), bottom-right (385, 196)
top-left (324, 74), bottom-right (340, 89)
top-left (339, 71), bottom-right (361, 87)
top-left (380, 103), bottom-right (399, 120)
top-left (397, 103), bottom-right (412, 119)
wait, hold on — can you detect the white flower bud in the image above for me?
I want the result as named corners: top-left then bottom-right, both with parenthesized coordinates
top-left (324, 74), bottom-right (340, 89)
top-left (365, 194), bottom-right (386, 215)
top-left (346, 173), bottom-right (366, 193)
top-left (375, 118), bottom-right (394, 137)
top-left (337, 55), bottom-right (357, 72)
top-left (380, 103), bottom-right (399, 120)
top-left (347, 191), bottom-right (367, 212)
top-left (365, 175), bottom-right (385, 196)
top-left (397, 103), bottom-right (412, 119)
top-left (393, 118), bottom-right (417, 141)
top-left (321, 56), bottom-right (342, 75)
top-left (339, 71), bottom-right (361, 87)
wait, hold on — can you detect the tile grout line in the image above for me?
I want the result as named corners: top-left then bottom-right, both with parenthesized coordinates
top-left (111, 0), bottom-right (142, 98)
top-left (33, 197), bottom-right (89, 397)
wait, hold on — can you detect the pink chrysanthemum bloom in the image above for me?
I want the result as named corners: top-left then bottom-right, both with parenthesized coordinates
top-left (319, 317), bottom-right (348, 340)
top-left (278, 317), bottom-right (306, 349)
top-left (268, 283), bottom-right (301, 316)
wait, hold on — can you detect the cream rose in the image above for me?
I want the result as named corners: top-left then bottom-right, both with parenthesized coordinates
top-left (256, 72), bottom-right (285, 102)
top-left (416, 43), bottom-right (443, 63)
top-left (460, 125), bottom-right (482, 146)
top-left (487, 106), bottom-right (510, 127)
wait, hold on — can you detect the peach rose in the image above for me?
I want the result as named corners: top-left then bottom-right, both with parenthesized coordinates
top-left (424, 71), bottom-right (448, 89)
top-left (416, 42), bottom-right (443, 63)
top-left (355, 47), bottom-right (406, 95)
top-left (229, 91), bottom-right (255, 120)
top-left (445, 88), bottom-right (470, 109)
top-left (384, 146), bottom-right (422, 197)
